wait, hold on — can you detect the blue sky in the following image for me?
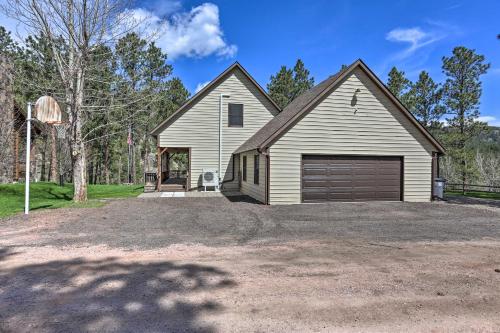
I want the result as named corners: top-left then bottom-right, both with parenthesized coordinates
top-left (1, 0), bottom-right (499, 124)
top-left (138, 0), bottom-right (500, 125)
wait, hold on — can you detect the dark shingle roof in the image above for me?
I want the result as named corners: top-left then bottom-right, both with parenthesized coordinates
top-left (235, 58), bottom-right (445, 154)
top-left (234, 67), bottom-right (346, 154)
top-left (151, 62), bottom-right (281, 136)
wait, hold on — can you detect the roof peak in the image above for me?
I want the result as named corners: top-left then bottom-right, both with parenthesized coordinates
top-left (151, 61), bottom-right (280, 136)
top-left (235, 59), bottom-right (444, 154)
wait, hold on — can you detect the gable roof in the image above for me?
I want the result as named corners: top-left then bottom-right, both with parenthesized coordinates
top-left (235, 59), bottom-right (445, 154)
top-left (151, 62), bottom-right (281, 136)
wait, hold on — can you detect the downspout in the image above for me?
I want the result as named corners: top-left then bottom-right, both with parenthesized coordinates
top-left (259, 148), bottom-right (270, 205)
top-left (219, 94), bottom-right (230, 188)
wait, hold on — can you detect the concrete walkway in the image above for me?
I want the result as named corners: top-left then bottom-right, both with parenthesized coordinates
top-left (138, 191), bottom-right (243, 198)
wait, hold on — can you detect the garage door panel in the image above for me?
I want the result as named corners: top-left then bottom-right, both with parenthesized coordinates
top-left (302, 155), bottom-right (402, 202)
top-left (329, 181), bottom-right (353, 188)
top-left (303, 170), bottom-right (328, 177)
top-left (302, 181), bottom-right (330, 188)
top-left (353, 192), bottom-right (377, 199)
top-left (302, 193), bottom-right (330, 202)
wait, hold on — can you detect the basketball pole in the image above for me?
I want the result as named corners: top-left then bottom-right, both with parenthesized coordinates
top-left (24, 102), bottom-right (32, 215)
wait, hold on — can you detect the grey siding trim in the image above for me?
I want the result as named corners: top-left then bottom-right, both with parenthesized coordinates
top-left (269, 68), bottom-right (434, 205)
top-left (158, 68), bottom-right (278, 190)
top-left (239, 150), bottom-right (266, 203)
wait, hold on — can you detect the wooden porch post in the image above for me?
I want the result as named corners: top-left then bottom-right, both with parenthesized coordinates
top-left (166, 152), bottom-right (170, 179)
top-left (157, 147), bottom-right (161, 191)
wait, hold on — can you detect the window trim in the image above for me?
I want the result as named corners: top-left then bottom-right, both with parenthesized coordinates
top-left (228, 103), bottom-right (244, 127)
top-left (254, 154), bottom-right (259, 185)
top-left (242, 155), bottom-right (247, 181)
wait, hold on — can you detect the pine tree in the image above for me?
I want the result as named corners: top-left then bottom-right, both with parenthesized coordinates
top-left (442, 46), bottom-right (490, 194)
top-left (408, 71), bottom-right (445, 132)
top-left (267, 59), bottom-right (314, 109)
top-left (0, 27), bottom-right (19, 57)
top-left (267, 66), bottom-right (294, 109)
top-left (292, 59), bottom-right (314, 100)
top-left (386, 67), bottom-right (412, 108)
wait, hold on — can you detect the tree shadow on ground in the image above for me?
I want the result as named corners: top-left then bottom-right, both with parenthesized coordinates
top-left (47, 187), bottom-right (73, 201)
top-left (0, 247), bottom-right (236, 332)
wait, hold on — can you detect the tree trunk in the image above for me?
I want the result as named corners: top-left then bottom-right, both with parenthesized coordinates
top-left (104, 138), bottom-right (110, 184)
top-left (73, 145), bottom-right (87, 200)
top-left (49, 126), bottom-right (58, 182)
top-left (144, 134), bottom-right (148, 174)
top-left (40, 135), bottom-right (47, 181)
top-left (72, 65), bottom-right (87, 202)
top-left (30, 144), bottom-right (36, 181)
top-left (131, 132), bottom-right (136, 183)
top-left (462, 160), bottom-right (466, 195)
top-left (459, 107), bottom-right (465, 195)
top-left (93, 156), bottom-right (99, 184)
top-left (118, 154), bottom-right (122, 184)
top-left (14, 129), bottom-right (19, 181)
top-left (88, 159), bottom-right (94, 185)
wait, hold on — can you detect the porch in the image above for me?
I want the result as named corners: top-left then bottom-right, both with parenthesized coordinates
top-left (155, 147), bottom-right (190, 192)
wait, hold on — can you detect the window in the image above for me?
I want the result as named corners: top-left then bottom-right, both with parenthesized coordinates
top-left (254, 155), bottom-right (259, 185)
top-left (228, 103), bottom-right (243, 127)
top-left (242, 156), bottom-right (247, 181)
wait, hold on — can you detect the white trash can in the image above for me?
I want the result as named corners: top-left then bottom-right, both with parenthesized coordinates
top-left (434, 178), bottom-right (446, 199)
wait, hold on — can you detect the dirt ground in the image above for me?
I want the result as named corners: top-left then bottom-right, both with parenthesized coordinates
top-left (0, 197), bottom-right (499, 332)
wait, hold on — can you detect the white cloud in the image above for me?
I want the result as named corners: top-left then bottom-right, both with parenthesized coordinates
top-left (195, 81), bottom-right (210, 93)
top-left (386, 27), bottom-right (427, 45)
top-left (121, 3), bottom-right (237, 60)
top-left (386, 27), bottom-right (442, 59)
top-left (476, 116), bottom-right (500, 127)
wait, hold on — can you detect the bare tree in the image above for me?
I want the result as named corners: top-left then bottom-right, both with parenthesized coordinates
top-left (3, 0), bottom-right (134, 201)
top-left (0, 56), bottom-right (15, 183)
top-left (475, 151), bottom-right (500, 189)
top-left (440, 155), bottom-right (459, 184)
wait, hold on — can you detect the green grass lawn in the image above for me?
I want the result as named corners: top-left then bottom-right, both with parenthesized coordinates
top-left (0, 182), bottom-right (143, 218)
top-left (446, 190), bottom-right (500, 200)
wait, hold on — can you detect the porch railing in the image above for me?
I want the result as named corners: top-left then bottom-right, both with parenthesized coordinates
top-left (168, 169), bottom-right (187, 178)
top-left (144, 172), bottom-right (157, 184)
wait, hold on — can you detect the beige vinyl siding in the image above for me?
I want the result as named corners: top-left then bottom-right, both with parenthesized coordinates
top-left (158, 68), bottom-right (278, 190)
top-left (269, 68), bottom-right (435, 204)
top-left (240, 150), bottom-right (266, 203)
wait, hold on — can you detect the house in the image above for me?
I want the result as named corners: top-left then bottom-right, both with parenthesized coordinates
top-left (151, 59), bottom-right (444, 205)
top-left (0, 56), bottom-right (42, 183)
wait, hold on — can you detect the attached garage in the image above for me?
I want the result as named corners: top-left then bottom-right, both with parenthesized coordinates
top-left (301, 155), bottom-right (402, 203)
top-left (235, 59), bottom-right (445, 205)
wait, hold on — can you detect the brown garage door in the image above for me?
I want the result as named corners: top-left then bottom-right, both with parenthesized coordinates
top-left (302, 155), bottom-right (402, 203)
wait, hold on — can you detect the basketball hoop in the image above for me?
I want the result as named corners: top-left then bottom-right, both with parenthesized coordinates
top-left (25, 96), bottom-right (64, 215)
top-left (35, 96), bottom-right (62, 124)
top-left (53, 123), bottom-right (66, 139)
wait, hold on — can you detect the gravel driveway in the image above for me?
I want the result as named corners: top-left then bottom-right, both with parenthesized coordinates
top-left (1, 197), bottom-right (499, 332)
top-left (2, 196), bottom-right (499, 249)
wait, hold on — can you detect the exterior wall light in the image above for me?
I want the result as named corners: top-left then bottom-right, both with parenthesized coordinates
top-left (351, 89), bottom-right (361, 114)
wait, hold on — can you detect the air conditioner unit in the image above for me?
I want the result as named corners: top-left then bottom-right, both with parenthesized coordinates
top-left (202, 169), bottom-right (219, 191)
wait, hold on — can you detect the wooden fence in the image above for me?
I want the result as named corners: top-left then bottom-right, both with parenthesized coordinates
top-left (446, 183), bottom-right (500, 193)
